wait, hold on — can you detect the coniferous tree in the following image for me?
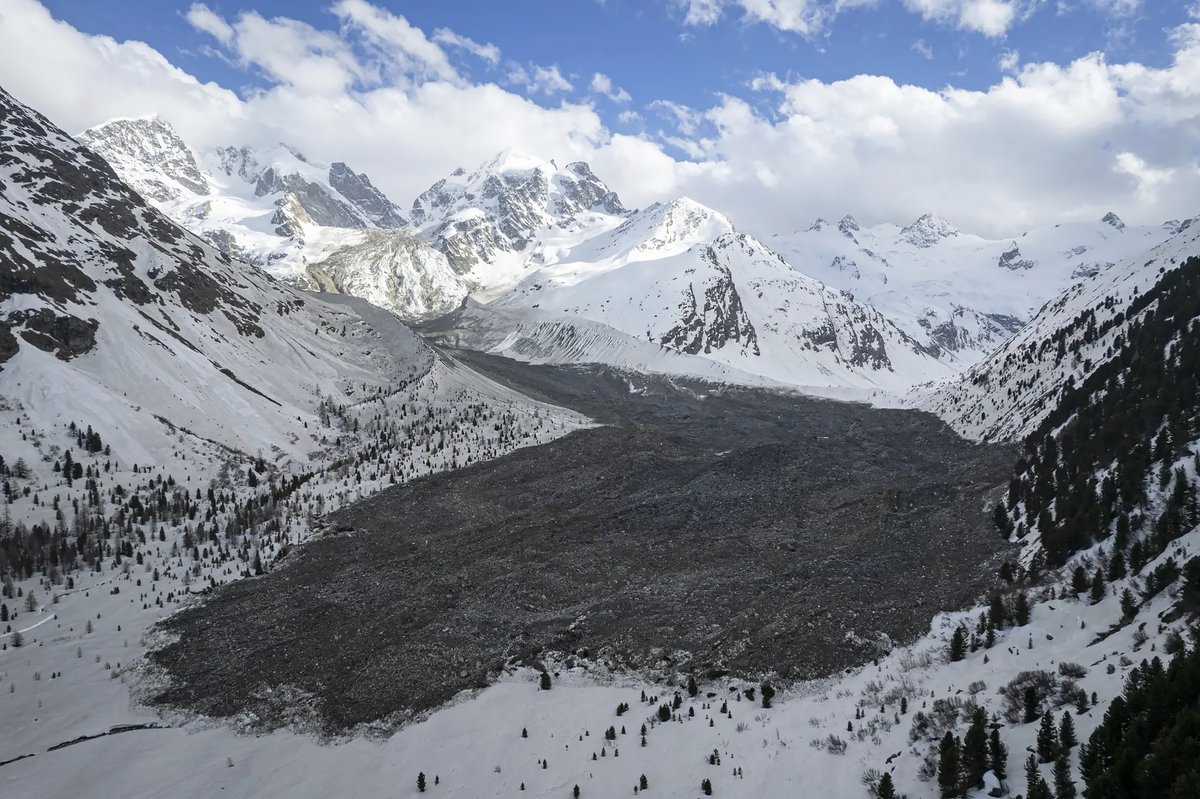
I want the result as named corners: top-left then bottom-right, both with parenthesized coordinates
top-left (989, 728), bottom-right (1008, 781)
top-left (948, 626), bottom-right (967, 662)
top-left (962, 707), bottom-right (989, 790)
top-left (1037, 712), bottom-right (1059, 763)
top-left (1054, 753), bottom-right (1077, 799)
top-left (1070, 566), bottom-right (1089, 596)
top-left (1024, 685), bottom-right (1041, 723)
top-left (417, 772), bottom-right (426, 793)
top-left (1119, 588), bottom-right (1138, 620)
top-left (639, 775), bottom-right (648, 790)
top-left (1025, 755), bottom-right (1050, 799)
top-left (876, 772), bottom-right (897, 799)
top-left (1059, 712), bottom-right (1077, 751)
top-left (1014, 592), bottom-right (1031, 626)
top-left (539, 671), bottom-right (552, 690)
top-left (938, 732), bottom-right (961, 798)
top-left (700, 777), bottom-right (712, 795)
top-left (1089, 569), bottom-right (1106, 604)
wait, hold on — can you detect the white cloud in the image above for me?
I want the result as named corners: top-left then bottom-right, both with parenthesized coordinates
top-left (903, 0), bottom-right (1018, 37)
top-left (679, 0), bottom-right (1023, 37)
top-left (524, 64), bottom-right (574, 95)
top-left (3, 0), bottom-right (1200, 242)
top-left (431, 28), bottom-right (500, 65)
top-left (1085, 0), bottom-right (1142, 16)
top-left (912, 39), bottom-right (934, 59)
top-left (184, 3), bottom-right (233, 47)
top-left (590, 72), bottom-right (632, 103)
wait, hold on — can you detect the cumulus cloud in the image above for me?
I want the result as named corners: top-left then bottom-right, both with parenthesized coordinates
top-left (590, 72), bottom-right (632, 103)
top-left (185, 3), bottom-right (233, 47)
top-left (1, 0), bottom-right (1199, 241)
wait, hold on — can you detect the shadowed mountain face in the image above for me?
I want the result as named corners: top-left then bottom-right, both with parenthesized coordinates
top-left (150, 352), bottom-right (1015, 734)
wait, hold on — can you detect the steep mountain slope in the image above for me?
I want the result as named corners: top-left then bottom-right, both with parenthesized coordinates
top-left (771, 212), bottom-right (1173, 365)
top-left (0, 86), bottom-right (577, 470)
top-left (925, 220), bottom-right (1200, 442)
top-left (410, 150), bottom-right (628, 293)
top-left (445, 200), bottom-right (954, 393)
top-left (78, 117), bottom-right (466, 319)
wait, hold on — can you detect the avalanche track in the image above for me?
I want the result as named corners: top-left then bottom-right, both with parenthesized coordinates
top-left (148, 352), bottom-right (1016, 734)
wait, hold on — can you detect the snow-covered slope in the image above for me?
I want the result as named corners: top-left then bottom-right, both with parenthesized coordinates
top-left (923, 218), bottom-right (1200, 441)
top-left (0, 86), bottom-right (581, 469)
top-left (78, 117), bottom-right (467, 320)
top-left (446, 198), bottom-right (954, 393)
top-left (771, 212), bottom-right (1174, 365)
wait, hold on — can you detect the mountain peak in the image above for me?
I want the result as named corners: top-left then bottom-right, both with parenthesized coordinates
top-left (479, 149), bottom-right (554, 176)
top-left (79, 114), bottom-right (209, 200)
top-left (899, 213), bottom-right (958, 248)
top-left (1101, 211), bottom-right (1125, 230)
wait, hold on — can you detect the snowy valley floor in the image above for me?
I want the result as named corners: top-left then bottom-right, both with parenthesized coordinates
top-left (3, 355), bottom-right (1187, 798)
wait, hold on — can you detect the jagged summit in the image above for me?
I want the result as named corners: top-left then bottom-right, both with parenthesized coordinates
top-left (409, 151), bottom-right (628, 277)
top-left (898, 213), bottom-right (959, 248)
top-left (79, 115), bottom-right (209, 201)
top-left (1101, 210), bottom-right (1125, 230)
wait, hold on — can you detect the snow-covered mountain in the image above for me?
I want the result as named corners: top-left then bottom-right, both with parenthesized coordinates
top-left (922, 217), bottom-right (1200, 442)
top-left (1, 87), bottom-right (576, 469)
top-left (410, 150), bottom-right (628, 292)
top-left (437, 198), bottom-right (955, 393)
top-left (78, 116), bottom-right (467, 319)
top-left (770, 211), bottom-right (1174, 365)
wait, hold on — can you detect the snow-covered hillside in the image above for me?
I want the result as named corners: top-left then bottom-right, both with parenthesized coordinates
top-left (924, 219), bottom-right (1200, 442)
top-left (771, 212), bottom-right (1174, 365)
top-left (447, 200), bottom-right (954, 393)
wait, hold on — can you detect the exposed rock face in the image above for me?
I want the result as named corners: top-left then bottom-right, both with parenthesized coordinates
top-left (411, 151), bottom-right (629, 275)
top-left (661, 247), bottom-right (760, 356)
top-left (998, 243), bottom-right (1036, 270)
top-left (328, 161), bottom-right (408, 228)
top-left (1101, 211), bottom-right (1125, 230)
top-left (899, 213), bottom-right (959, 248)
top-left (78, 117), bottom-right (208, 202)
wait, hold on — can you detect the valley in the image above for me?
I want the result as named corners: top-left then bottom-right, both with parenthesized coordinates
top-left (149, 352), bottom-right (1015, 733)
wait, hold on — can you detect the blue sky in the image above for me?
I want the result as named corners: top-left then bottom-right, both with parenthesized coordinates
top-left (40, 0), bottom-right (1193, 144)
top-left (4, 0), bottom-right (1200, 235)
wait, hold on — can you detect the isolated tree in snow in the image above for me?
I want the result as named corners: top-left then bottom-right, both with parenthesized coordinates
top-left (539, 671), bottom-right (552, 690)
top-left (700, 777), bottom-right (713, 795)
top-left (1014, 591), bottom-right (1031, 626)
top-left (760, 681), bottom-right (775, 709)
top-left (573, 785), bottom-right (580, 798)
top-left (639, 774), bottom-right (648, 790)
top-left (948, 626), bottom-right (966, 662)
top-left (1119, 588), bottom-right (1138, 620)
top-left (417, 772), bottom-right (426, 792)
top-left (687, 675), bottom-right (698, 697)
top-left (875, 772), bottom-right (897, 799)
